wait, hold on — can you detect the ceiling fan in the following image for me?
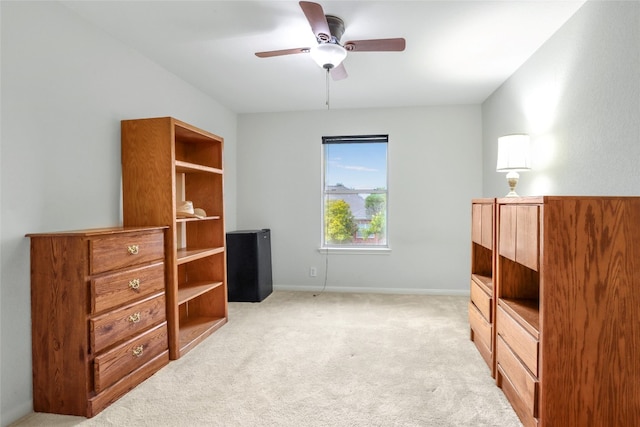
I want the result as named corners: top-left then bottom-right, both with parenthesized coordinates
top-left (255, 1), bottom-right (406, 80)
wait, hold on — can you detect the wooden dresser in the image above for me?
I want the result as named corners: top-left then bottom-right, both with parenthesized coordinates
top-left (470, 196), bottom-right (640, 426)
top-left (27, 226), bottom-right (169, 417)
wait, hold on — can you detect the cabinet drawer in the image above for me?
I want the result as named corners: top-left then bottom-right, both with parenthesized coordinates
top-left (91, 262), bottom-right (165, 314)
top-left (496, 306), bottom-right (538, 376)
top-left (468, 302), bottom-right (491, 351)
top-left (497, 336), bottom-right (539, 418)
top-left (90, 230), bottom-right (164, 275)
top-left (94, 322), bottom-right (168, 393)
top-left (90, 293), bottom-right (166, 353)
top-left (470, 279), bottom-right (492, 322)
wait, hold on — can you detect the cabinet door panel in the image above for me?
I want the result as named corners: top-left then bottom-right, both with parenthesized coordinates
top-left (499, 205), bottom-right (517, 261)
top-left (515, 205), bottom-right (539, 271)
top-left (472, 204), bottom-right (482, 245)
top-left (481, 204), bottom-right (493, 249)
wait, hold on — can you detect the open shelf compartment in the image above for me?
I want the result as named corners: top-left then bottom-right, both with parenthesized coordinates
top-left (174, 122), bottom-right (223, 170)
top-left (177, 282), bottom-right (227, 356)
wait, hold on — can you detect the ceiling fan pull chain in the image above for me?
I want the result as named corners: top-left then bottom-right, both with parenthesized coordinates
top-left (326, 68), bottom-right (330, 110)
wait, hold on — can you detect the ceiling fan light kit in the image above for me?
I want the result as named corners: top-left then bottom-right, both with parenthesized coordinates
top-left (310, 43), bottom-right (347, 69)
top-left (255, 1), bottom-right (406, 81)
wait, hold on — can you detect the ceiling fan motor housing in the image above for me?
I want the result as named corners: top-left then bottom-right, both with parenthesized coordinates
top-left (325, 15), bottom-right (345, 43)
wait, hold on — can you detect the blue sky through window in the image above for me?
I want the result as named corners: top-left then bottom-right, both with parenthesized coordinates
top-left (324, 143), bottom-right (387, 190)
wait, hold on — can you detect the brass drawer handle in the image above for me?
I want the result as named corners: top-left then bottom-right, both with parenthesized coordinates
top-left (128, 312), bottom-right (141, 324)
top-left (128, 278), bottom-right (140, 291)
top-left (132, 345), bottom-right (144, 357)
top-left (127, 245), bottom-right (139, 255)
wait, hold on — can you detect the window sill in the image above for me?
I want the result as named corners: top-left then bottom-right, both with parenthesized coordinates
top-left (318, 247), bottom-right (391, 255)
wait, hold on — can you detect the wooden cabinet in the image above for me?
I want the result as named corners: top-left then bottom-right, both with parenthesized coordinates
top-left (121, 117), bottom-right (228, 360)
top-left (27, 227), bottom-right (169, 417)
top-left (469, 198), bottom-right (496, 375)
top-left (493, 196), bottom-right (640, 427)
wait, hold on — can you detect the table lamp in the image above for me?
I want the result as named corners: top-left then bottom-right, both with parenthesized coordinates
top-left (496, 134), bottom-right (531, 197)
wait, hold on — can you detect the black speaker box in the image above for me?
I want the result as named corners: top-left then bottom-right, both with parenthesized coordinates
top-left (226, 229), bottom-right (273, 302)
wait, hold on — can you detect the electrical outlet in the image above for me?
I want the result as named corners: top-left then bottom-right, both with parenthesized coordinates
top-left (309, 267), bottom-right (317, 277)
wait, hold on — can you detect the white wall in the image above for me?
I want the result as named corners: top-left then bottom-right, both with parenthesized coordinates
top-left (0, 2), bottom-right (237, 425)
top-left (482, 1), bottom-right (640, 197)
top-left (237, 107), bottom-right (482, 294)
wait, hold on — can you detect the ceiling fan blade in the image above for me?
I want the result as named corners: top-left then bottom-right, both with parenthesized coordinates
top-left (255, 48), bottom-right (309, 58)
top-left (331, 63), bottom-right (348, 81)
top-left (344, 38), bottom-right (406, 52)
top-left (299, 1), bottom-right (331, 42)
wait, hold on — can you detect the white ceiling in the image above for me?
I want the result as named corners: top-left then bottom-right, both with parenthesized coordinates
top-left (61, 1), bottom-right (586, 113)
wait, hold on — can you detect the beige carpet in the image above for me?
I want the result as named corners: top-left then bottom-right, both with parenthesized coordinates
top-left (13, 291), bottom-right (522, 426)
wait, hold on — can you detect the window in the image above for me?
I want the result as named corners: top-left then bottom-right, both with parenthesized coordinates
top-left (322, 135), bottom-right (388, 249)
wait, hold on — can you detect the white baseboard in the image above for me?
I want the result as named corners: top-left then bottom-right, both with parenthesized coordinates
top-left (274, 284), bottom-right (470, 297)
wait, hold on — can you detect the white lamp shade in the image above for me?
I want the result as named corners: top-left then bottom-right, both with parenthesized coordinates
top-left (496, 134), bottom-right (531, 171)
top-left (310, 43), bottom-right (347, 69)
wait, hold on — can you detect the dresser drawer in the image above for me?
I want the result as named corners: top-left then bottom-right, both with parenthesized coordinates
top-left (469, 302), bottom-right (491, 351)
top-left (94, 322), bottom-right (168, 393)
top-left (496, 306), bottom-right (538, 376)
top-left (90, 230), bottom-right (164, 275)
top-left (90, 293), bottom-right (166, 353)
top-left (470, 278), bottom-right (492, 322)
top-left (497, 336), bottom-right (539, 418)
top-left (91, 262), bottom-right (165, 314)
